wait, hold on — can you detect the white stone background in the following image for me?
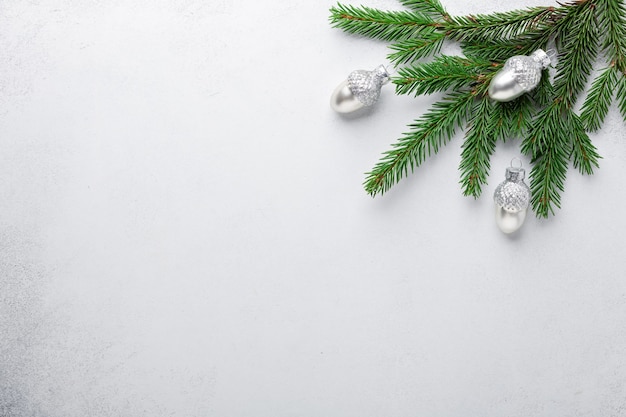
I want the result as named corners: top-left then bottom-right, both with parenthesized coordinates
top-left (1, 0), bottom-right (626, 416)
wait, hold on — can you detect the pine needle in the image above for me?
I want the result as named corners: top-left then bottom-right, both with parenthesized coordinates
top-left (569, 110), bottom-right (601, 176)
top-left (399, 0), bottom-right (448, 19)
top-left (447, 7), bottom-right (559, 42)
top-left (493, 96), bottom-right (535, 141)
top-left (364, 91), bottom-right (474, 196)
top-left (329, 4), bottom-right (435, 42)
top-left (521, 104), bottom-right (570, 217)
top-left (393, 56), bottom-right (495, 96)
top-left (597, 0), bottom-right (626, 69)
top-left (459, 98), bottom-right (496, 197)
top-left (580, 66), bottom-right (619, 131)
top-left (552, 1), bottom-right (598, 108)
top-left (387, 32), bottom-right (445, 65)
top-left (617, 73), bottom-right (626, 119)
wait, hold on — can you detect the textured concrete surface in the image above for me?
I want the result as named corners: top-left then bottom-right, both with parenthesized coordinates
top-left (1, 0), bottom-right (626, 416)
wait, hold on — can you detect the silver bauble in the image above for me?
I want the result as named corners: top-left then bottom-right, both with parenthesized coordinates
top-left (330, 65), bottom-right (390, 113)
top-left (494, 163), bottom-right (531, 234)
top-left (488, 49), bottom-right (551, 102)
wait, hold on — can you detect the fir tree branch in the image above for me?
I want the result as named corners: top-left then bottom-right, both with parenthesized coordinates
top-left (488, 101), bottom-right (508, 143)
top-left (616, 73), bottom-right (626, 120)
top-left (461, 30), bottom-right (554, 62)
top-left (399, 0), bottom-right (449, 19)
top-left (580, 65), bottom-right (619, 131)
top-left (596, 0), bottom-right (626, 69)
top-left (460, 5), bottom-right (572, 62)
top-left (387, 32), bottom-right (445, 65)
top-left (393, 56), bottom-right (495, 96)
top-left (331, 3), bottom-right (568, 59)
top-left (528, 140), bottom-right (569, 218)
top-left (462, 39), bottom-right (535, 63)
top-left (569, 110), bottom-right (601, 175)
top-left (446, 7), bottom-right (560, 42)
top-left (364, 90), bottom-right (475, 196)
top-left (459, 98), bottom-right (496, 197)
top-left (552, 1), bottom-right (598, 108)
top-left (521, 104), bottom-right (570, 217)
top-left (329, 4), bottom-right (435, 42)
top-left (492, 95), bottom-right (535, 141)
top-left (596, 0), bottom-right (626, 124)
top-left (529, 70), bottom-right (554, 107)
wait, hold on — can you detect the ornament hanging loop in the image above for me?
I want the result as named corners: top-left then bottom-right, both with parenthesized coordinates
top-left (510, 157), bottom-right (523, 169)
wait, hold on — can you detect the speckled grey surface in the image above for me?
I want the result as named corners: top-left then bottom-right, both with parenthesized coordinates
top-left (1, 1), bottom-right (626, 416)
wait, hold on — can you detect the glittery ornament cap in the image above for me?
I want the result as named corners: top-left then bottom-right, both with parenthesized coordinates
top-left (494, 167), bottom-right (531, 212)
top-left (347, 65), bottom-right (390, 106)
top-left (503, 56), bottom-right (542, 91)
top-left (372, 65), bottom-right (390, 83)
top-left (505, 166), bottom-right (525, 181)
top-left (530, 49), bottom-right (551, 69)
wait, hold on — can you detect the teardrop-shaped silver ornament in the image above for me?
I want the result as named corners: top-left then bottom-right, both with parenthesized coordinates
top-left (488, 49), bottom-right (551, 102)
top-left (494, 160), bottom-right (531, 234)
top-left (330, 65), bottom-right (390, 113)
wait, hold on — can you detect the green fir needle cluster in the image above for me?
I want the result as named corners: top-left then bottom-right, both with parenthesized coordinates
top-left (330, 0), bottom-right (626, 218)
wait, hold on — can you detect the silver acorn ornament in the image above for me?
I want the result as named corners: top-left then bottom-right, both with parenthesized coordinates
top-left (488, 49), bottom-right (552, 102)
top-left (330, 64), bottom-right (390, 113)
top-left (494, 159), bottom-right (531, 234)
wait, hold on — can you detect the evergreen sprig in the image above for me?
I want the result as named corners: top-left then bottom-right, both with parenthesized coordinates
top-left (521, 104), bottom-right (570, 217)
top-left (570, 111), bottom-right (601, 176)
top-left (460, 5), bottom-right (577, 62)
top-left (446, 7), bottom-right (560, 42)
top-left (329, 4), bottom-right (435, 41)
top-left (580, 66), bottom-right (618, 131)
top-left (551, 0), bottom-right (598, 108)
top-left (399, 0), bottom-right (448, 18)
top-left (330, 0), bottom-right (626, 218)
top-left (393, 56), bottom-right (496, 96)
top-left (618, 75), bottom-right (626, 118)
top-left (364, 90), bottom-right (474, 196)
top-left (491, 96), bottom-right (535, 142)
top-left (388, 33), bottom-right (445, 65)
top-left (459, 98), bottom-right (497, 197)
top-left (597, 0), bottom-right (626, 68)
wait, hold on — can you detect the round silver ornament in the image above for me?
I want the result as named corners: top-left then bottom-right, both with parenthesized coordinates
top-left (330, 65), bottom-right (390, 113)
top-left (488, 49), bottom-right (551, 102)
top-left (493, 159), bottom-right (531, 234)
